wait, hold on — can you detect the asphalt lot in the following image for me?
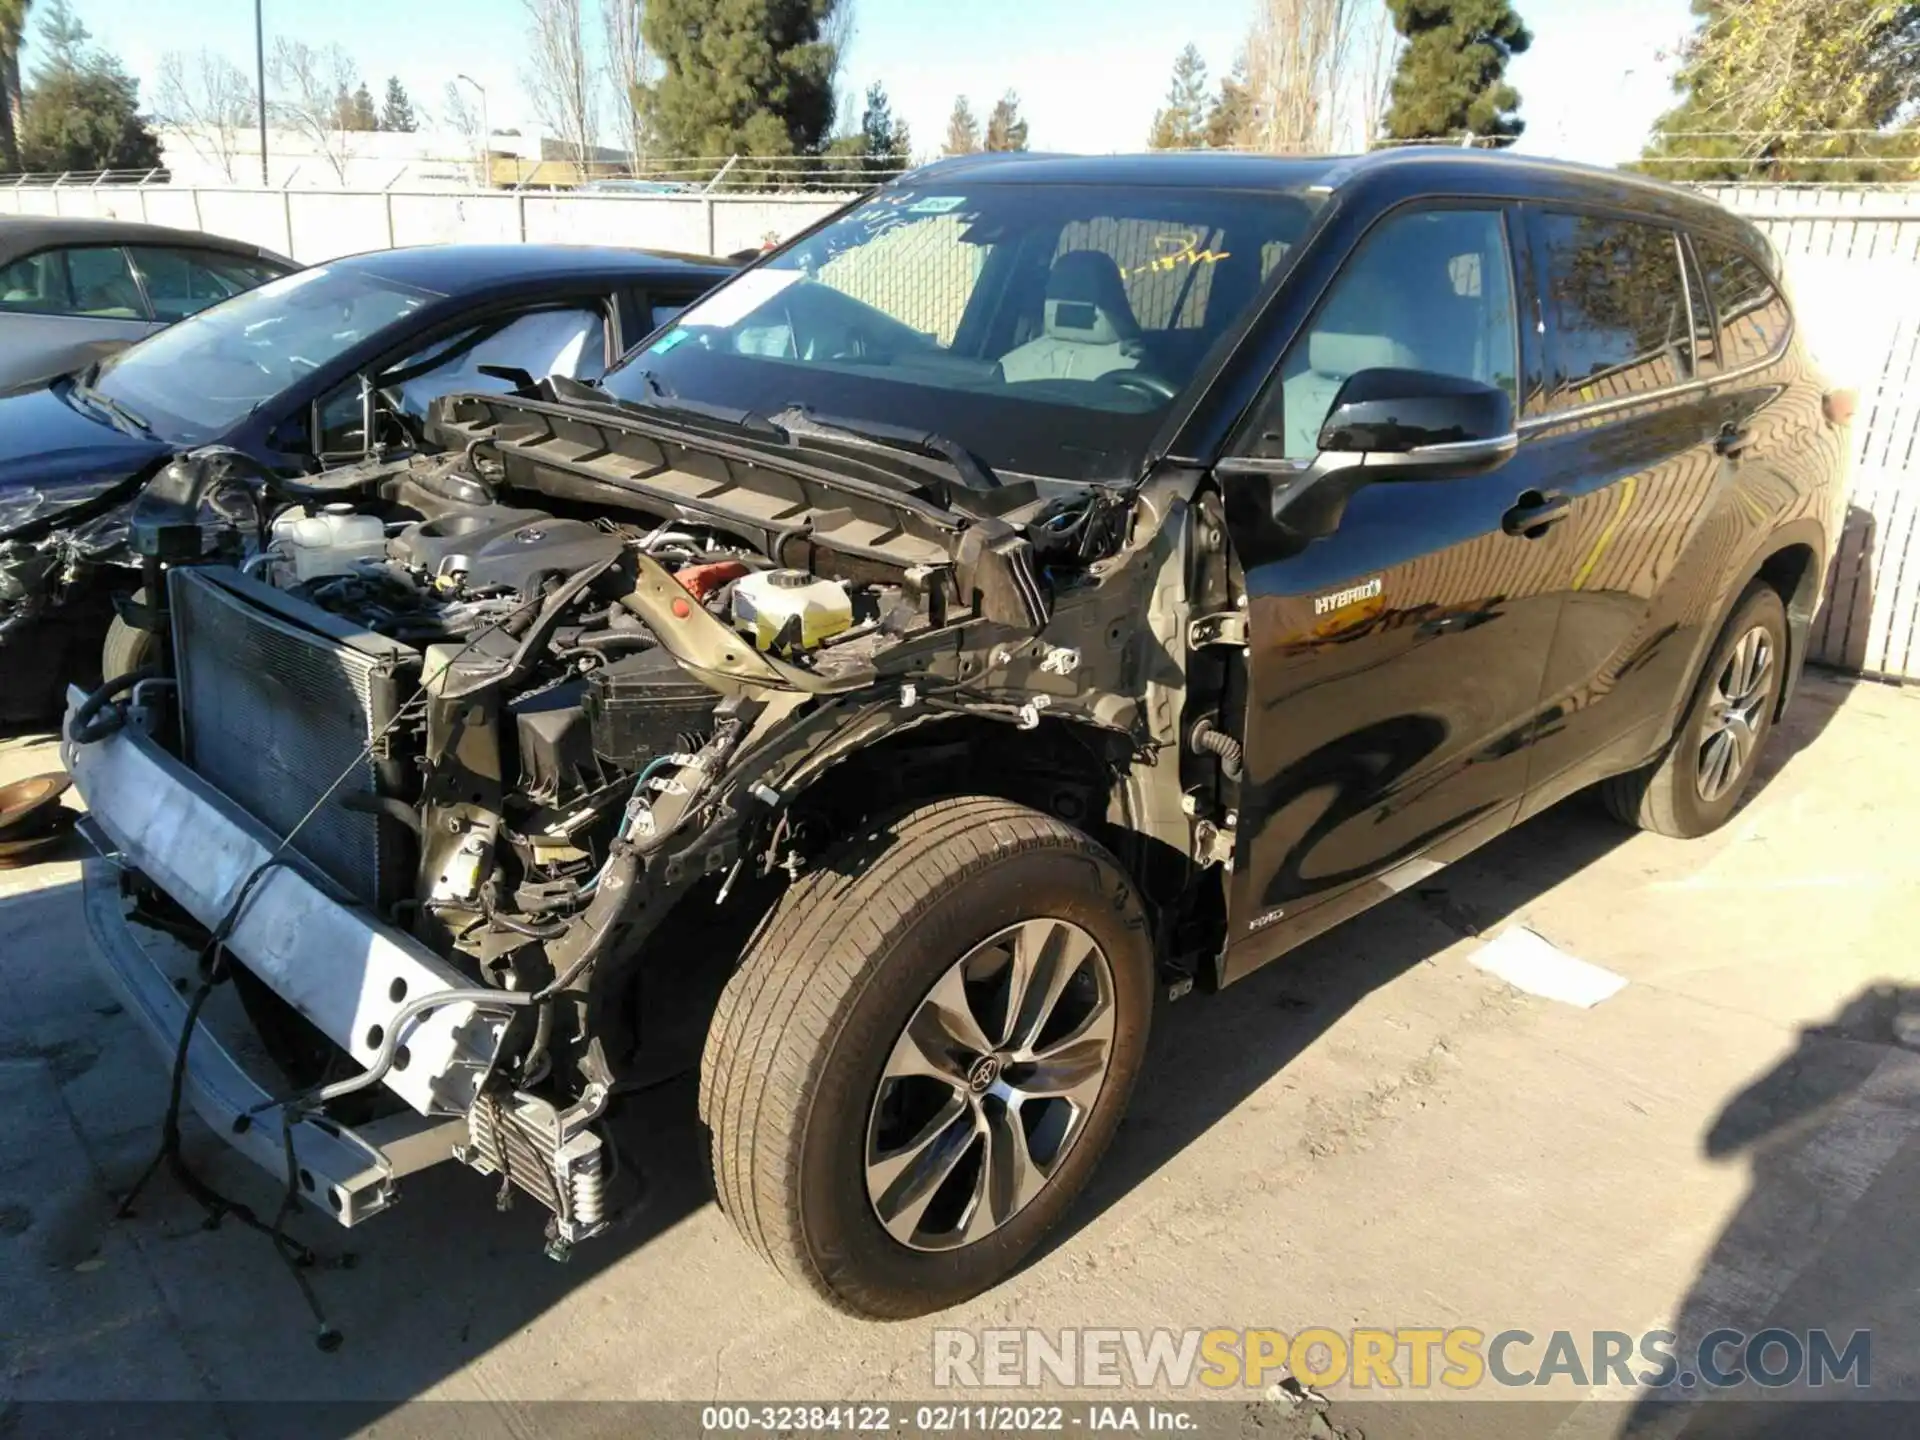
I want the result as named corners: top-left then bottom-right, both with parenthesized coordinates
top-left (2, 669), bottom-right (1917, 1438)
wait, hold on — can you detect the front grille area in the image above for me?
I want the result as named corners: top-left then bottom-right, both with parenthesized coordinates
top-left (170, 567), bottom-right (415, 905)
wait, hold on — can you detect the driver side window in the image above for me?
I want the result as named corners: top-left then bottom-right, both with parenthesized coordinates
top-left (1249, 209), bottom-right (1518, 461)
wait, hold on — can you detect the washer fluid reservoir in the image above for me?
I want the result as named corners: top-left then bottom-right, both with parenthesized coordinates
top-left (732, 569), bottom-right (853, 652)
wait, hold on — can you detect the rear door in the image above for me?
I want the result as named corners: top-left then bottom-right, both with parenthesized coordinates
top-left (1216, 204), bottom-right (1576, 981)
top-left (1513, 209), bottom-right (1730, 815)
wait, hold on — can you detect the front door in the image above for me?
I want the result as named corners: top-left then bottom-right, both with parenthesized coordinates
top-left (1215, 204), bottom-right (1573, 982)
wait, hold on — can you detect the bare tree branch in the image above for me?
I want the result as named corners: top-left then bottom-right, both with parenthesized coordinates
top-left (522, 0), bottom-right (597, 174)
top-left (1239, 0), bottom-right (1361, 153)
top-left (601, 0), bottom-right (651, 175)
top-left (153, 48), bottom-right (255, 181)
top-left (267, 38), bottom-right (363, 182)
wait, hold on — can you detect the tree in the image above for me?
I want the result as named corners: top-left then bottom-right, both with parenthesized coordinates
top-left (942, 94), bottom-right (979, 155)
top-left (268, 38), bottom-right (364, 181)
top-left (523, 0), bottom-right (597, 173)
top-left (1204, 55), bottom-right (1252, 148)
top-left (340, 79), bottom-right (377, 131)
top-left (984, 90), bottom-right (1028, 151)
top-left (379, 75), bottom-right (417, 132)
top-left (638, 0), bottom-right (841, 169)
top-left (1239, 0), bottom-right (1367, 153)
top-left (857, 80), bottom-right (909, 173)
top-left (154, 48), bottom-right (255, 181)
top-left (602, 0), bottom-right (652, 174)
top-left (441, 78), bottom-right (487, 182)
top-left (1640, 0), bottom-right (1920, 182)
top-left (17, 0), bottom-right (161, 172)
top-left (1148, 43), bottom-right (1211, 149)
top-left (1381, 0), bottom-right (1532, 144)
top-left (1, 0), bottom-right (30, 170)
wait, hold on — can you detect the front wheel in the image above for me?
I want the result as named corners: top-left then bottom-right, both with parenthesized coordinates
top-left (700, 796), bottom-right (1153, 1318)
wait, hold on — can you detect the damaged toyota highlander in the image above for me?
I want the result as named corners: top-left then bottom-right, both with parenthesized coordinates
top-left (65, 151), bottom-right (1849, 1319)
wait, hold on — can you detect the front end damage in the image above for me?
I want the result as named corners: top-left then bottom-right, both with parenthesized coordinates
top-left (65, 390), bottom-right (1237, 1253)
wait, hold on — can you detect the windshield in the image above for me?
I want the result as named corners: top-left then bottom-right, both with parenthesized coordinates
top-left (89, 265), bottom-right (434, 441)
top-left (601, 182), bottom-right (1322, 480)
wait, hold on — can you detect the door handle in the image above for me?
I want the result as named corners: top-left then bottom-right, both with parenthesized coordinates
top-left (1715, 422), bottom-right (1751, 457)
top-left (1502, 489), bottom-right (1570, 538)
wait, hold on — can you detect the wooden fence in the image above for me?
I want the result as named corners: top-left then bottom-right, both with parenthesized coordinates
top-left (1707, 186), bottom-right (1920, 680)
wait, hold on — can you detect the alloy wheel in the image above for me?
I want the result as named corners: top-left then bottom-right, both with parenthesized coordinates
top-left (1697, 624), bottom-right (1775, 804)
top-left (864, 918), bottom-right (1116, 1252)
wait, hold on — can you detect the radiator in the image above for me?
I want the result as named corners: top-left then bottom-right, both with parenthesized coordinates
top-left (169, 567), bottom-right (418, 907)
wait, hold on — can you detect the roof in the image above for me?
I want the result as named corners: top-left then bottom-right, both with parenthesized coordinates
top-left (0, 214), bottom-right (290, 268)
top-left (894, 146), bottom-right (1766, 253)
top-left (900, 151), bottom-right (1342, 191)
top-left (332, 243), bottom-right (734, 295)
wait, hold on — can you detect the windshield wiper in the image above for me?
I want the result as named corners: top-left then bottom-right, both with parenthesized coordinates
top-left (594, 371), bottom-right (787, 438)
top-left (69, 375), bottom-right (155, 439)
top-left (769, 405), bottom-right (1002, 495)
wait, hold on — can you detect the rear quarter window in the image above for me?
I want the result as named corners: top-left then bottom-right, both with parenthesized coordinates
top-left (1695, 238), bottom-right (1791, 367)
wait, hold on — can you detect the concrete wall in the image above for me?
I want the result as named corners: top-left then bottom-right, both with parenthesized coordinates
top-left (0, 183), bottom-right (851, 263)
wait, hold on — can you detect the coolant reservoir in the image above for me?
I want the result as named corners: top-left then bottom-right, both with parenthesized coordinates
top-left (732, 569), bottom-right (853, 652)
top-left (271, 504), bottom-right (387, 581)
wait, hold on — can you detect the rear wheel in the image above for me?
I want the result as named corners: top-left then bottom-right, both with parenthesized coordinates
top-left (1601, 582), bottom-right (1787, 837)
top-left (700, 795), bottom-right (1153, 1318)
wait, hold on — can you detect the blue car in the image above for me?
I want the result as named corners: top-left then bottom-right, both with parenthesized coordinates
top-left (0, 243), bottom-right (732, 720)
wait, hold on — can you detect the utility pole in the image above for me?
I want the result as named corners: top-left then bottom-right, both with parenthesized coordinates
top-left (254, 0), bottom-right (269, 183)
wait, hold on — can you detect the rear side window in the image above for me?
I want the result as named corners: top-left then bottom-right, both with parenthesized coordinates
top-left (0, 245), bottom-right (146, 319)
top-left (1539, 214), bottom-right (1692, 409)
top-left (1695, 239), bottom-right (1791, 367)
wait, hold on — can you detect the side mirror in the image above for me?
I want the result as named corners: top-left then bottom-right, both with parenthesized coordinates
top-left (1317, 368), bottom-right (1517, 477)
top-left (310, 376), bottom-right (376, 465)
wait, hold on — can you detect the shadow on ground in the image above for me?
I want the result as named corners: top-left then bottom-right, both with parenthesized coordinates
top-left (0, 671), bottom-right (1859, 1439)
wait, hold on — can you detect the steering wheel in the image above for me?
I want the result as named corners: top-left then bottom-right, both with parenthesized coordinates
top-left (1102, 369), bottom-right (1178, 403)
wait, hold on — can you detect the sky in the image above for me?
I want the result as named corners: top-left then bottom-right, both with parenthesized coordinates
top-left (43, 0), bottom-right (1697, 168)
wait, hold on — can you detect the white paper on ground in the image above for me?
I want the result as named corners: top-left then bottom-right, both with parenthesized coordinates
top-left (1470, 925), bottom-right (1627, 1008)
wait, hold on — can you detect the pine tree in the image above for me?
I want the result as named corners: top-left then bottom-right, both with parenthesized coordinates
top-left (1204, 56), bottom-right (1251, 149)
top-left (379, 75), bottom-right (417, 133)
top-left (17, 0), bottom-right (160, 171)
top-left (1148, 43), bottom-right (1210, 150)
top-left (984, 90), bottom-right (1028, 152)
top-left (1381, 0), bottom-right (1531, 144)
top-left (638, 0), bottom-right (840, 166)
top-left (858, 81), bottom-right (910, 174)
top-left (943, 94), bottom-right (979, 155)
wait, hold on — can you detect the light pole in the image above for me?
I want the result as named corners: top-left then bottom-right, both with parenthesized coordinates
top-left (456, 74), bottom-right (489, 188)
top-left (254, 0), bottom-right (269, 183)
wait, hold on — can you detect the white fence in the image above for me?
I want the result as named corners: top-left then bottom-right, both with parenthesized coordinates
top-left (0, 182), bottom-right (851, 262)
top-left (1699, 187), bottom-right (1920, 680)
top-left (4, 178), bottom-right (1918, 679)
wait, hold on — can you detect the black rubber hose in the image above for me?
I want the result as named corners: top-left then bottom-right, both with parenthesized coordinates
top-left (67, 667), bottom-right (157, 746)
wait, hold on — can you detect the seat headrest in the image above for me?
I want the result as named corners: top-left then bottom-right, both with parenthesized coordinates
top-left (1043, 250), bottom-right (1139, 345)
top-left (1309, 331), bottom-right (1417, 381)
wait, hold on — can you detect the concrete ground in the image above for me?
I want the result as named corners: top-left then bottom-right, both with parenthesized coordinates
top-left (2, 669), bottom-right (1917, 1439)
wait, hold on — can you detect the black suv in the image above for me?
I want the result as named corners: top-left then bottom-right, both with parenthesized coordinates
top-left (67, 150), bottom-right (1848, 1320)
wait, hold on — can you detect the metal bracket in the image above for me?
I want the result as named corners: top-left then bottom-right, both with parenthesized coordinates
top-left (1188, 610), bottom-right (1249, 648)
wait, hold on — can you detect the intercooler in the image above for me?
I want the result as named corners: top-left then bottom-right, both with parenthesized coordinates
top-left (169, 567), bottom-right (419, 908)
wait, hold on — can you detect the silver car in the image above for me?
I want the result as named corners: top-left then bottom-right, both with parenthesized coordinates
top-left (0, 215), bottom-right (293, 392)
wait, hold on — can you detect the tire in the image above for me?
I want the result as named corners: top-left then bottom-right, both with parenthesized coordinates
top-left (101, 590), bottom-right (160, 684)
top-left (700, 795), bottom-right (1153, 1318)
top-left (1601, 582), bottom-right (1788, 838)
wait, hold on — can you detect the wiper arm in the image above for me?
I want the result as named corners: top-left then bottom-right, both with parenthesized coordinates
top-left (71, 381), bottom-right (154, 438)
top-left (592, 374), bottom-right (787, 438)
top-left (770, 405), bottom-right (1002, 494)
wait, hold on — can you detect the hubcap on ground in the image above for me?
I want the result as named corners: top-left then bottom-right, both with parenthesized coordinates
top-left (1697, 624), bottom-right (1775, 804)
top-left (864, 918), bottom-right (1115, 1252)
